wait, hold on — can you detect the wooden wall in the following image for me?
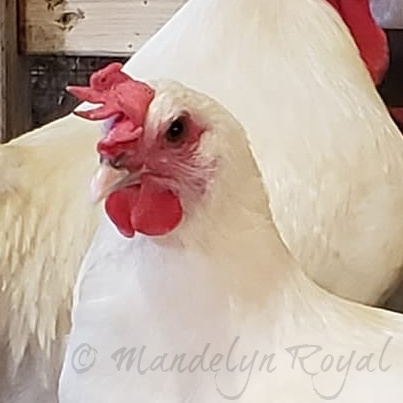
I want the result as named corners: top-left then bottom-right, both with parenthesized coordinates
top-left (0, 0), bottom-right (31, 142)
top-left (21, 0), bottom-right (187, 55)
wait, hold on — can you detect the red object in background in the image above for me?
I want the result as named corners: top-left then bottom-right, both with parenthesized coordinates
top-left (380, 30), bottom-right (403, 129)
top-left (327, 0), bottom-right (389, 85)
top-left (327, 0), bottom-right (403, 128)
top-left (378, 30), bottom-right (403, 105)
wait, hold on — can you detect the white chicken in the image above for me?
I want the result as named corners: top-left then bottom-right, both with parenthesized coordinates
top-left (0, 116), bottom-right (100, 402)
top-left (117, 0), bottom-right (403, 303)
top-left (2, 0), bottom-right (403, 400)
top-left (60, 74), bottom-right (403, 403)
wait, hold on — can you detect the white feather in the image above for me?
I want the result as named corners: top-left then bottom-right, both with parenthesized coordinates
top-left (3, 0), bottom-right (403, 400)
top-left (0, 116), bottom-right (101, 402)
top-left (122, 0), bottom-right (403, 304)
top-left (60, 81), bottom-right (403, 403)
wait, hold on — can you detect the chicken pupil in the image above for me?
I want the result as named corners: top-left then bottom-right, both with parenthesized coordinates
top-left (166, 119), bottom-right (185, 142)
top-left (109, 153), bottom-right (126, 169)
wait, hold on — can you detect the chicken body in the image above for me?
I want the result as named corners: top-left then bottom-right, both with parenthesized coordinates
top-left (0, 116), bottom-right (100, 402)
top-left (120, 0), bottom-right (403, 303)
top-left (60, 79), bottom-right (403, 403)
top-left (3, 0), bottom-right (403, 399)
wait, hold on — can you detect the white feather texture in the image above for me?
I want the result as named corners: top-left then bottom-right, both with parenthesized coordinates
top-left (121, 0), bottom-right (403, 304)
top-left (60, 80), bottom-right (403, 403)
top-left (0, 115), bottom-right (101, 402)
top-left (3, 0), bottom-right (403, 399)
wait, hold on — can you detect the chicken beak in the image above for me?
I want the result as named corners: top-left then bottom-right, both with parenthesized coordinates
top-left (90, 163), bottom-right (131, 204)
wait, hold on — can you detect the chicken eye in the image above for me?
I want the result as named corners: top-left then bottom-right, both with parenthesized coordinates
top-left (165, 118), bottom-right (186, 144)
top-left (108, 153), bottom-right (126, 169)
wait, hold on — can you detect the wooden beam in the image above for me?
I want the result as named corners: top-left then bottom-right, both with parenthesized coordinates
top-left (20, 0), bottom-right (187, 55)
top-left (0, 0), bottom-right (32, 142)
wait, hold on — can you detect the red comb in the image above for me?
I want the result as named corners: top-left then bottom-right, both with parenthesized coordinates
top-left (67, 62), bottom-right (155, 147)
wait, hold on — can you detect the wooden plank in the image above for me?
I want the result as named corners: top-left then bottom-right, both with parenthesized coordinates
top-left (0, 2), bottom-right (6, 142)
top-left (21, 0), bottom-right (187, 55)
top-left (21, 0), bottom-right (402, 55)
top-left (0, 0), bottom-right (32, 142)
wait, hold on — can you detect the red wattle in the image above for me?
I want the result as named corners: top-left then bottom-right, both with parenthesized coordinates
top-left (104, 179), bottom-right (183, 238)
top-left (105, 186), bottom-right (140, 237)
top-left (131, 178), bottom-right (183, 236)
